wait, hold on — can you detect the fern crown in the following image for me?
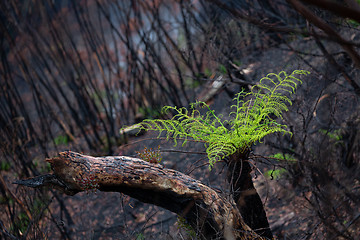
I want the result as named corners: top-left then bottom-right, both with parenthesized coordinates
top-left (126, 70), bottom-right (310, 169)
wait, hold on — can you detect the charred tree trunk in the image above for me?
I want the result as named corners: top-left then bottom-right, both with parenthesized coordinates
top-left (14, 151), bottom-right (265, 240)
top-left (227, 150), bottom-right (273, 239)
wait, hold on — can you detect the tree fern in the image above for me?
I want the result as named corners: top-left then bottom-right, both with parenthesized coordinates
top-left (123, 70), bottom-right (310, 169)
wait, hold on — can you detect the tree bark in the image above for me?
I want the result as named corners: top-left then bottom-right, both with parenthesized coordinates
top-left (227, 150), bottom-right (273, 239)
top-left (14, 151), bottom-right (265, 240)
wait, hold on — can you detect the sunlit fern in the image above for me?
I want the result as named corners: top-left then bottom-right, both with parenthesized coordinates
top-left (123, 70), bottom-right (310, 169)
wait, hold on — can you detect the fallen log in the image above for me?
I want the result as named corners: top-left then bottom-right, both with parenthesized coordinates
top-left (14, 151), bottom-right (265, 240)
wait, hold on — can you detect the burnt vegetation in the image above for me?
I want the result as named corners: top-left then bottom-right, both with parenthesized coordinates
top-left (1, 0), bottom-right (360, 239)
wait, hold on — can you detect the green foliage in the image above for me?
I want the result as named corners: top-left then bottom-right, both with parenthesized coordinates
top-left (33, 159), bottom-right (52, 173)
top-left (53, 134), bottom-right (70, 146)
top-left (135, 232), bottom-right (145, 240)
top-left (318, 129), bottom-right (342, 141)
top-left (204, 68), bottom-right (213, 78)
top-left (218, 64), bottom-right (227, 74)
top-left (347, 19), bottom-right (360, 27)
top-left (41, 162), bottom-right (52, 173)
top-left (124, 70), bottom-right (310, 169)
top-left (347, 2), bottom-right (360, 26)
top-left (136, 145), bottom-right (162, 163)
top-left (138, 106), bottom-right (162, 119)
top-left (265, 168), bottom-right (287, 180)
top-left (232, 60), bottom-right (242, 67)
top-left (10, 197), bottom-right (49, 236)
top-left (269, 153), bottom-right (297, 163)
top-left (177, 216), bottom-right (197, 238)
top-left (265, 152), bottom-right (297, 179)
top-left (0, 161), bottom-right (11, 171)
top-left (12, 211), bottom-right (30, 235)
top-left (265, 152), bottom-right (299, 179)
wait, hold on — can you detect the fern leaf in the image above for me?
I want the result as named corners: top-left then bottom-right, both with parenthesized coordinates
top-left (121, 70), bottom-right (310, 170)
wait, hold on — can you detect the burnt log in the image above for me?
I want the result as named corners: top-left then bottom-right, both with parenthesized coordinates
top-left (14, 151), bottom-right (265, 240)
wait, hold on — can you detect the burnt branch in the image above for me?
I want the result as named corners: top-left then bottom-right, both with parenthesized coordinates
top-left (14, 151), bottom-right (264, 240)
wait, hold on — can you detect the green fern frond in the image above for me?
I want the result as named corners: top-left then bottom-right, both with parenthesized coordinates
top-left (121, 70), bottom-right (310, 170)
